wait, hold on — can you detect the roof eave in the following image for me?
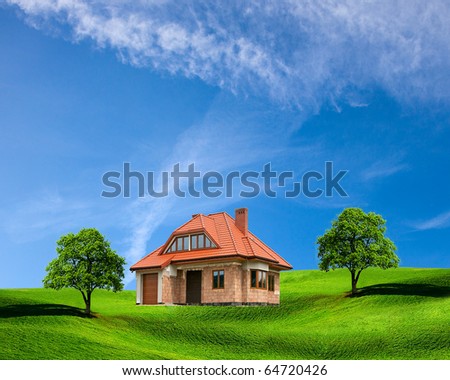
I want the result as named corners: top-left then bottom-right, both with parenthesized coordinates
top-left (130, 264), bottom-right (166, 272)
top-left (171, 254), bottom-right (247, 265)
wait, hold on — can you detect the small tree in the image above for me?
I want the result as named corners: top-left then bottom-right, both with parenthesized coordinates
top-left (317, 208), bottom-right (399, 295)
top-left (44, 228), bottom-right (125, 315)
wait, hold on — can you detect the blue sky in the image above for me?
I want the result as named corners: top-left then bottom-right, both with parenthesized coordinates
top-left (1, 1), bottom-right (449, 289)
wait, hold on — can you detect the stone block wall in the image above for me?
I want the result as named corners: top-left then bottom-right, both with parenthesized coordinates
top-left (161, 274), bottom-right (174, 304)
top-left (201, 263), bottom-right (243, 304)
top-left (241, 269), bottom-right (280, 305)
top-left (158, 262), bottom-right (281, 305)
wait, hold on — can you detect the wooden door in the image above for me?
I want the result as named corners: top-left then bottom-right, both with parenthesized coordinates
top-left (186, 271), bottom-right (202, 304)
top-left (142, 273), bottom-right (158, 304)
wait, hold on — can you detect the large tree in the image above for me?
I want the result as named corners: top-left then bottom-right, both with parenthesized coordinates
top-left (44, 228), bottom-right (125, 315)
top-left (317, 208), bottom-right (399, 295)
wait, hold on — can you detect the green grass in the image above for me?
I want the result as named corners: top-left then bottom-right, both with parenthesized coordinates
top-left (1, 268), bottom-right (449, 359)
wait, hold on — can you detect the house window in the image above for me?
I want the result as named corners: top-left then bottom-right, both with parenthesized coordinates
top-left (166, 236), bottom-right (189, 252)
top-left (176, 237), bottom-right (183, 251)
top-left (166, 233), bottom-right (216, 253)
top-left (191, 235), bottom-right (197, 250)
top-left (268, 274), bottom-right (275, 291)
top-left (183, 236), bottom-right (189, 250)
top-left (212, 270), bottom-right (224, 289)
top-left (250, 270), bottom-right (267, 289)
top-left (198, 234), bottom-right (204, 248)
top-left (167, 240), bottom-right (177, 253)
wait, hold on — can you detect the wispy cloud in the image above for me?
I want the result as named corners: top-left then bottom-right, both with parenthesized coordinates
top-left (6, 0), bottom-right (450, 110)
top-left (120, 94), bottom-right (300, 283)
top-left (0, 191), bottom-right (93, 243)
top-left (410, 211), bottom-right (450, 231)
top-left (361, 160), bottom-right (409, 181)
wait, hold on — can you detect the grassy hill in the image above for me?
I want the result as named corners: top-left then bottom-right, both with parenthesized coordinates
top-left (1, 268), bottom-right (449, 360)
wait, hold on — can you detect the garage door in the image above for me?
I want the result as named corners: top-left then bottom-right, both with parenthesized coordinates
top-left (142, 273), bottom-right (158, 304)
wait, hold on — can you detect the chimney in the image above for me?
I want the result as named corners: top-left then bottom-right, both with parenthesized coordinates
top-left (235, 208), bottom-right (248, 236)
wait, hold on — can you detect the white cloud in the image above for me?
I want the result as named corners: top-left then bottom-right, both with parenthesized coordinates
top-left (119, 94), bottom-right (298, 283)
top-left (411, 211), bottom-right (450, 231)
top-left (361, 160), bottom-right (409, 181)
top-left (0, 191), bottom-right (93, 243)
top-left (6, 0), bottom-right (450, 110)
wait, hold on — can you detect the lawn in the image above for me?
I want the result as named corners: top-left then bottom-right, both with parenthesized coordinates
top-left (0, 268), bottom-right (449, 359)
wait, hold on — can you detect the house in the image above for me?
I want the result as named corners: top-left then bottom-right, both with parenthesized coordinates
top-left (130, 208), bottom-right (292, 305)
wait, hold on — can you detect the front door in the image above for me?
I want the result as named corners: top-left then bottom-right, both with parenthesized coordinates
top-left (186, 270), bottom-right (202, 304)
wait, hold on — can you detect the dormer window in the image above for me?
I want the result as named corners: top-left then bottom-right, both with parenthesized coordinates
top-left (166, 233), bottom-right (216, 253)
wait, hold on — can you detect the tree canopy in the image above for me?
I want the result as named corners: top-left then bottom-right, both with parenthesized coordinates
top-left (317, 208), bottom-right (399, 295)
top-left (43, 228), bottom-right (125, 315)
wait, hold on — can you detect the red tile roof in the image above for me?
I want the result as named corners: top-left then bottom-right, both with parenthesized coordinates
top-left (130, 211), bottom-right (292, 271)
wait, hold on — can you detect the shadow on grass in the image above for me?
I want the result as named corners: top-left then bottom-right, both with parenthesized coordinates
top-left (0, 303), bottom-right (93, 318)
top-left (354, 283), bottom-right (450, 298)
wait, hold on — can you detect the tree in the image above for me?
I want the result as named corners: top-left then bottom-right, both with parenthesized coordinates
top-left (317, 208), bottom-right (399, 295)
top-left (43, 228), bottom-right (125, 315)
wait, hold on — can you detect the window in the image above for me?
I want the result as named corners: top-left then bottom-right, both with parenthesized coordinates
top-left (268, 274), bottom-right (275, 291)
top-left (198, 234), bottom-right (204, 248)
top-left (258, 271), bottom-right (267, 288)
top-left (176, 237), bottom-right (183, 251)
top-left (250, 270), bottom-right (268, 289)
top-left (183, 236), bottom-right (189, 250)
top-left (251, 270), bottom-right (257, 288)
top-left (168, 241), bottom-right (177, 253)
top-left (191, 235), bottom-right (197, 249)
top-left (212, 270), bottom-right (224, 289)
top-left (167, 236), bottom-right (189, 253)
top-left (166, 233), bottom-right (216, 253)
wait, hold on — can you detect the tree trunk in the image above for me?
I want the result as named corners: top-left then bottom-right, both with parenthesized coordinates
top-left (350, 270), bottom-right (363, 296)
top-left (85, 292), bottom-right (92, 316)
top-left (81, 291), bottom-right (92, 316)
top-left (351, 271), bottom-right (358, 296)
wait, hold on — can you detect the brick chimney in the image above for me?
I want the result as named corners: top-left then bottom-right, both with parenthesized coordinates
top-left (235, 208), bottom-right (248, 236)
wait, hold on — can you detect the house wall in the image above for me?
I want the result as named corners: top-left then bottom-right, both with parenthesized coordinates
top-left (176, 270), bottom-right (186, 304)
top-left (201, 263), bottom-right (243, 304)
top-left (135, 272), bottom-right (142, 304)
top-left (245, 271), bottom-right (279, 304)
top-left (151, 261), bottom-right (281, 305)
top-left (161, 268), bottom-right (186, 304)
top-left (161, 274), bottom-right (174, 304)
